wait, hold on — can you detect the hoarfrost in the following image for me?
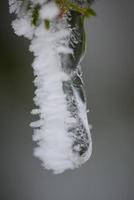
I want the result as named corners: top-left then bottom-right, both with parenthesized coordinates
top-left (9, 0), bottom-right (92, 174)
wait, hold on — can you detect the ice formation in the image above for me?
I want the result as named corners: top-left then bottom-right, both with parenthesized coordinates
top-left (9, 0), bottom-right (93, 174)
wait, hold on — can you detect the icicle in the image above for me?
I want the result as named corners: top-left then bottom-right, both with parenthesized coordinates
top-left (9, 0), bottom-right (95, 174)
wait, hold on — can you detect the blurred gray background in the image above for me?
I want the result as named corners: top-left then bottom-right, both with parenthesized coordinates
top-left (1, 0), bottom-right (134, 200)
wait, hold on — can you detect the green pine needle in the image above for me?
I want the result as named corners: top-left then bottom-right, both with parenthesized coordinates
top-left (67, 2), bottom-right (96, 17)
top-left (44, 19), bottom-right (50, 29)
top-left (32, 4), bottom-right (40, 26)
top-left (31, 0), bottom-right (96, 29)
top-left (56, 0), bottom-right (96, 17)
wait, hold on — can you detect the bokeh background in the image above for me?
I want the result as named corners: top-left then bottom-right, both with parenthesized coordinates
top-left (1, 0), bottom-right (134, 200)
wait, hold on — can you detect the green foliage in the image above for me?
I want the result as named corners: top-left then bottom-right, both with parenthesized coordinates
top-left (32, 4), bottom-right (40, 26)
top-left (31, 0), bottom-right (96, 29)
top-left (56, 0), bottom-right (96, 17)
top-left (84, 7), bottom-right (96, 17)
top-left (44, 19), bottom-right (50, 29)
top-left (66, 1), bottom-right (96, 17)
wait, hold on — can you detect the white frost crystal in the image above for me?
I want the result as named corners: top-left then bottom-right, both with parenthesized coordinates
top-left (31, 0), bottom-right (47, 5)
top-left (9, 0), bottom-right (92, 174)
top-left (9, 0), bottom-right (22, 14)
top-left (40, 2), bottom-right (60, 20)
top-left (12, 16), bottom-right (34, 39)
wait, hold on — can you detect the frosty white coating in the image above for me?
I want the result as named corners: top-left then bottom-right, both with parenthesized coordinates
top-left (9, 0), bottom-right (92, 174)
